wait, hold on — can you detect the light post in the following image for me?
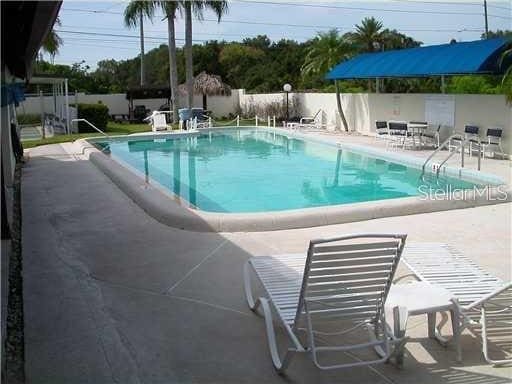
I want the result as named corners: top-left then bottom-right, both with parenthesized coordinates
top-left (283, 83), bottom-right (292, 122)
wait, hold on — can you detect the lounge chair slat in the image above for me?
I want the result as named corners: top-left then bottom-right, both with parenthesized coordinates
top-left (311, 256), bottom-right (396, 267)
top-left (313, 241), bottom-right (399, 254)
top-left (311, 249), bottom-right (398, 261)
top-left (308, 271), bottom-right (392, 283)
top-left (309, 263), bottom-right (393, 275)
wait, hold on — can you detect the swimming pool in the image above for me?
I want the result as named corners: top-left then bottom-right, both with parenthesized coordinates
top-left (93, 128), bottom-right (482, 213)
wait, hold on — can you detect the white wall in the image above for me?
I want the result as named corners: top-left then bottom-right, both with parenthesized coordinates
top-left (17, 91), bottom-right (239, 119)
top-left (367, 93), bottom-right (511, 151)
top-left (17, 89), bottom-right (511, 153)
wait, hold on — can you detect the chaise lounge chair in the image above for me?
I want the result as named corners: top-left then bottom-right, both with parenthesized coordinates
top-left (244, 234), bottom-right (408, 373)
top-left (403, 243), bottom-right (512, 365)
top-left (144, 111), bottom-right (171, 132)
top-left (297, 109), bottom-right (326, 130)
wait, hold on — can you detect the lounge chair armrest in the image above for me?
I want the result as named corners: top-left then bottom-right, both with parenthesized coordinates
top-left (300, 117), bottom-right (315, 124)
top-left (464, 282), bottom-right (512, 311)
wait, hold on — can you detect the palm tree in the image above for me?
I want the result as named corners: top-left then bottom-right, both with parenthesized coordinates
top-left (301, 29), bottom-right (354, 132)
top-left (183, 1), bottom-right (229, 109)
top-left (41, 17), bottom-right (63, 63)
top-left (347, 17), bottom-right (384, 92)
top-left (301, 29), bottom-right (353, 78)
top-left (124, 1), bottom-right (157, 87)
top-left (160, 1), bottom-right (181, 122)
top-left (500, 46), bottom-right (512, 103)
top-left (348, 17), bottom-right (384, 52)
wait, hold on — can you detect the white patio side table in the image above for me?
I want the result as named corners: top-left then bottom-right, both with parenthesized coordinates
top-left (386, 281), bottom-right (462, 362)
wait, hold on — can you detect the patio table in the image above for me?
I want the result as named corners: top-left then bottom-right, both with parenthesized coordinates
top-left (386, 281), bottom-right (461, 361)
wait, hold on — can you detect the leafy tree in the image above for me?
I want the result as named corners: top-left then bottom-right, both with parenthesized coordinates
top-left (446, 76), bottom-right (501, 94)
top-left (219, 44), bottom-right (265, 88)
top-left (380, 29), bottom-right (421, 50)
top-left (482, 30), bottom-right (512, 40)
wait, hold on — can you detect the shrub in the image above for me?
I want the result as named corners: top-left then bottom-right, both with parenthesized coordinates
top-left (76, 103), bottom-right (109, 132)
top-left (17, 113), bottom-right (41, 125)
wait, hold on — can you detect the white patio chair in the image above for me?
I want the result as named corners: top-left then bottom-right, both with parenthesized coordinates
top-left (420, 124), bottom-right (442, 149)
top-left (481, 127), bottom-right (505, 159)
top-left (387, 121), bottom-right (411, 150)
top-left (145, 111), bottom-right (171, 132)
top-left (375, 121), bottom-right (389, 142)
top-left (448, 125), bottom-right (480, 155)
top-left (403, 243), bottom-right (512, 366)
top-left (244, 234), bottom-right (408, 373)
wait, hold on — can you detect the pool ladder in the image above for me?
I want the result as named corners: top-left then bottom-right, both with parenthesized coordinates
top-left (420, 133), bottom-right (482, 183)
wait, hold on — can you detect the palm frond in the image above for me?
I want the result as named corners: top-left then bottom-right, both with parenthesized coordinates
top-left (124, 0), bottom-right (157, 28)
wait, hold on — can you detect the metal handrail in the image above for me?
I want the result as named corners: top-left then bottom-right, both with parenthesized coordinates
top-left (72, 118), bottom-right (108, 137)
top-left (420, 132), bottom-right (482, 182)
top-left (421, 133), bottom-right (465, 174)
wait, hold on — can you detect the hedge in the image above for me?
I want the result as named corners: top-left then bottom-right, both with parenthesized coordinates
top-left (17, 113), bottom-right (41, 125)
top-left (76, 103), bottom-right (109, 132)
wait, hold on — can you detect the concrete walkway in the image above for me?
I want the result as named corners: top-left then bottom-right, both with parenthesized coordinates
top-left (23, 142), bottom-right (511, 383)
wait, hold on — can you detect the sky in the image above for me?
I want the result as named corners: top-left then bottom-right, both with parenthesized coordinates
top-left (52, 0), bottom-right (512, 69)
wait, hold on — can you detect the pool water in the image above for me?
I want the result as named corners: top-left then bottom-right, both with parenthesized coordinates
top-left (95, 129), bottom-right (479, 213)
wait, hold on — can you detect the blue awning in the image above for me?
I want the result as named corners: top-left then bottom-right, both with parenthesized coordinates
top-left (326, 38), bottom-right (510, 80)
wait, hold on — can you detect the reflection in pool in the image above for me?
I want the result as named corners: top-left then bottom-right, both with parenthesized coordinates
top-left (94, 129), bottom-right (480, 213)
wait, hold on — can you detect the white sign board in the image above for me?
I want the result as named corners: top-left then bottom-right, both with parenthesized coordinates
top-left (425, 95), bottom-right (455, 127)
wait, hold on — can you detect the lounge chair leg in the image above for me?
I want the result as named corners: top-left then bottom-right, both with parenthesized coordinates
top-left (393, 306), bottom-right (408, 367)
top-left (428, 312), bottom-right (436, 339)
top-left (243, 261), bottom-right (257, 310)
top-left (450, 308), bottom-right (462, 363)
top-left (254, 297), bottom-right (295, 373)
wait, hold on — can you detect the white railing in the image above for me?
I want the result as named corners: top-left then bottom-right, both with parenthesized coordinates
top-left (178, 114), bottom-right (280, 130)
top-left (72, 118), bottom-right (108, 136)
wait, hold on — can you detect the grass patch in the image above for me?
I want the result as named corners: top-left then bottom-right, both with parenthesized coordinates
top-left (22, 122), bottom-right (153, 149)
top-left (22, 119), bottom-right (264, 149)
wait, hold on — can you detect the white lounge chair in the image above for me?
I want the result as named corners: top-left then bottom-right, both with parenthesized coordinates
top-left (298, 109), bottom-right (326, 130)
top-left (145, 111), bottom-right (171, 132)
top-left (244, 234), bottom-right (408, 373)
top-left (403, 243), bottom-right (512, 365)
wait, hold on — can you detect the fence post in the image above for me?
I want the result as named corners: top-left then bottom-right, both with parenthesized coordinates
top-left (236, 115), bottom-right (240, 127)
top-left (39, 90), bottom-right (45, 139)
top-left (208, 116), bottom-right (212, 128)
top-left (273, 116), bottom-right (276, 128)
top-left (267, 116), bottom-right (271, 127)
top-left (255, 116), bottom-right (258, 127)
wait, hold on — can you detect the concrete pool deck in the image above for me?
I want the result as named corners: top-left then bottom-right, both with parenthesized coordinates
top-left (22, 139), bottom-right (511, 383)
top-left (76, 128), bottom-right (511, 232)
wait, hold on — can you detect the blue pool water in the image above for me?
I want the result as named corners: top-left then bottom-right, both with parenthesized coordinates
top-left (94, 129), bottom-right (479, 213)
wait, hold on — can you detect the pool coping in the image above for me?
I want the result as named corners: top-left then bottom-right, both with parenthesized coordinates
top-left (76, 127), bottom-right (511, 232)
